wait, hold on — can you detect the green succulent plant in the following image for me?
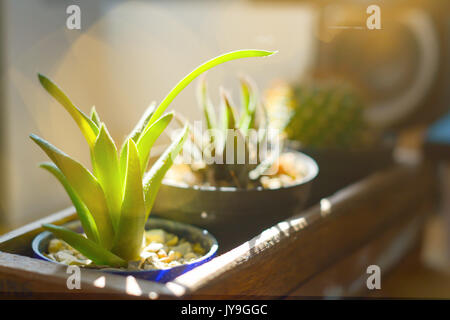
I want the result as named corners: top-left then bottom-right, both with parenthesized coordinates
top-left (32, 50), bottom-right (275, 267)
top-left (180, 76), bottom-right (278, 189)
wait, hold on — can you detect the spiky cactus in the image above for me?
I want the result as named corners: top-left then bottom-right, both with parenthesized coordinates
top-left (266, 80), bottom-right (370, 149)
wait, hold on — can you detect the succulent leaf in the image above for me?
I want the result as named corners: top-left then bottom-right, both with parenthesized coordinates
top-left (118, 104), bottom-right (156, 181)
top-left (136, 112), bottom-right (174, 173)
top-left (221, 89), bottom-right (238, 130)
top-left (90, 106), bottom-right (101, 127)
top-left (43, 224), bottom-right (127, 268)
top-left (190, 75), bottom-right (274, 189)
top-left (38, 74), bottom-right (99, 148)
top-left (119, 112), bottom-right (173, 183)
top-left (39, 162), bottom-right (99, 243)
top-left (128, 102), bottom-right (157, 143)
top-left (238, 77), bottom-right (257, 135)
top-left (112, 140), bottom-right (146, 260)
top-left (143, 124), bottom-right (189, 219)
top-left (30, 134), bottom-right (115, 249)
top-left (197, 77), bottom-right (216, 130)
top-left (147, 49), bottom-right (276, 130)
top-left (93, 124), bottom-right (122, 230)
top-left (240, 77), bottom-right (251, 113)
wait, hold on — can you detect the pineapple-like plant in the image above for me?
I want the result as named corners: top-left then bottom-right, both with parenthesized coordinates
top-left (266, 80), bottom-right (370, 149)
top-left (31, 50), bottom-right (275, 267)
top-left (178, 76), bottom-right (279, 189)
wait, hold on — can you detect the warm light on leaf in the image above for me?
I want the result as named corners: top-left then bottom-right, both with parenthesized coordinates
top-left (38, 74), bottom-right (99, 148)
top-left (112, 140), bottom-right (146, 260)
top-left (39, 162), bottom-right (99, 243)
top-left (33, 49), bottom-right (275, 266)
top-left (93, 124), bottom-right (122, 230)
top-left (30, 134), bottom-right (115, 249)
top-left (42, 224), bottom-right (127, 268)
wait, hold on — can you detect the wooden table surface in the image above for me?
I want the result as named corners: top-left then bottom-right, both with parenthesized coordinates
top-left (0, 163), bottom-right (447, 299)
top-left (3, 214), bottom-right (447, 298)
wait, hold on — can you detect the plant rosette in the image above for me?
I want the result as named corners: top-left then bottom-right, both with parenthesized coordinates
top-left (30, 50), bottom-right (275, 278)
top-left (32, 218), bottom-right (218, 282)
top-left (152, 76), bottom-right (318, 242)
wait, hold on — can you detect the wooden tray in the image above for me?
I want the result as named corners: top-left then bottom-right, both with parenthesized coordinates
top-left (0, 162), bottom-right (437, 299)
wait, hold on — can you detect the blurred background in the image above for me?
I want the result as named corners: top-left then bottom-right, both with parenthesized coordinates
top-left (0, 0), bottom-right (319, 227)
top-left (0, 0), bottom-right (449, 298)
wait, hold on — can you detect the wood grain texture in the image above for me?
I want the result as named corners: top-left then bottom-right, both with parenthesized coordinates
top-left (0, 251), bottom-right (176, 299)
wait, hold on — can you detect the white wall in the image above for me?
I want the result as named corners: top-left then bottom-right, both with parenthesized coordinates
top-left (2, 0), bottom-right (317, 227)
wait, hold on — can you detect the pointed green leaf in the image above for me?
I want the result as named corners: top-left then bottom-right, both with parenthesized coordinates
top-left (197, 77), bottom-right (216, 130)
top-left (38, 74), bottom-right (99, 147)
top-left (90, 106), bottom-right (101, 127)
top-left (240, 76), bottom-right (251, 113)
top-left (112, 140), bottom-right (146, 261)
top-left (43, 224), bottom-right (127, 267)
top-left (238, 77), bottom-right (257, 135)
top-left (39, 162), bottom-right (99, 243)
top-left (143, 124), bottom-right (189, 219)
top-left (221, 89), bottom-right (237, 130)
top-left (30, 134), bottom-right (115, 249)
top-left (93, 124), bottom-right (122, 230)
top-left (128, 102), bottom-right (156, 143)
top-left (147, 49), bottom-right (277, 129)
top-left (118, 103), bottom-right (157, 183)
top-left (239, 112), bottom-right (255, 137)
top-left (119, 139), bottom-right (129, 188)
top-left (136, 112), bottom-right (174, 173)
top-left (173, 115), bottom-right (204, 163)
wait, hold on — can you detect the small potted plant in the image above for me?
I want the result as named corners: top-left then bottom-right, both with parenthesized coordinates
top-left (265, 79), bottom-right (393, 205)
top-left (31, 49), bottom-right (274, 282)
top-left (152, 76), bottom-right (318, 242)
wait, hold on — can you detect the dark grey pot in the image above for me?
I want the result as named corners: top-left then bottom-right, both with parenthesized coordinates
top-left (152, 151), bottom-right (318, 248)
top-left (291, 141), bottom-right (394, 206)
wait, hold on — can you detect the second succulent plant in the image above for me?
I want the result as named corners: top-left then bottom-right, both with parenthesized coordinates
top-left (170, 76), bottom-right (284, 189)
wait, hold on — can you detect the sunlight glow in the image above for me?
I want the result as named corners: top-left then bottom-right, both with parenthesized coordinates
top-left (320, 198), bottom-right (332, 217)
top-left (125, 276), bottom-right (143, 296)
top-left (93, 276), bottom-right (106, 288)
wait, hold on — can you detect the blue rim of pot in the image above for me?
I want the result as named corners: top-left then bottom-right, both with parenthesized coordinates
top-left (161, 150), bottom-right (319, 193)
top-left (32, 217), bottom-right (219, 282)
